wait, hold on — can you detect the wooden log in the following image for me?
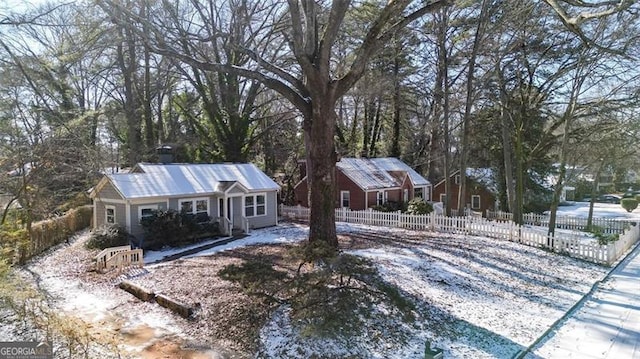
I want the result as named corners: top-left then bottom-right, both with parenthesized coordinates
top-left (119, 280), bottom-right (155, 302)
top-left (155, 294), bottom-right (194, 318)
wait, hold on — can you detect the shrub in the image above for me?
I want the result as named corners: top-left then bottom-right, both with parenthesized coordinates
top-left (54, 193), bottom-right (91, 214)
top-left (406, 198), bottom-right (433, 215)
top-left (140, 209), bottom-right (184, 250)
top-left (86, 224), bottom-right (130, 250)
top-left (621, 198), bottom-right (638, 213)
top-left (141, 209), bottom-right (219, 250)
top-left (373, 201), bottom-right (406, 212)
top-left (586, 225), bottom-right (619, 245)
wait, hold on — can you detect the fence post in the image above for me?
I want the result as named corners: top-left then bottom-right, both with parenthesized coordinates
top-left (431, 211), bottom-right (436, 231)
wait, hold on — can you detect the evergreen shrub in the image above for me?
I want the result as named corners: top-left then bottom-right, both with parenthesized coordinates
top-left (621, 198), bottom-right (638, 213)
top-left (141, 209), bottom-right (219, 250)
top-left (406, 198), bottom-right (433, 215)
top-left (86, 224), bottom-right (131, 250)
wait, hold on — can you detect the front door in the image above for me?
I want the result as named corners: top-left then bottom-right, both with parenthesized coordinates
top-left (227, 197), bottom-right (243, 230)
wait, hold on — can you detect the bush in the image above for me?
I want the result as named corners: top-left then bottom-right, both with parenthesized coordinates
top-left (86, 224), bottom-right (130, 250)
top-left (54, 193), bottom-right (91, 214)
top-left (586, 225), bottom-right (619, 245)
top-left (406, 198), bottom-right (433, 215)
top-left (141, 209), bottom-right (219, 250)
top-left (140, 209), bottom-right (185, 250)
top-left (621, 198), bottom-right (638, 213)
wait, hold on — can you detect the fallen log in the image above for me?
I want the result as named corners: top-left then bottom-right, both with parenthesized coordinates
top-left (118, 280), bottom-right (155, 302)
top-left (155, 294), bottom-right (194, 318)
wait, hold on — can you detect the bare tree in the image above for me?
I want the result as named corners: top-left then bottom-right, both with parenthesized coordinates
top-left (99, 0), bottom-right (451, 248)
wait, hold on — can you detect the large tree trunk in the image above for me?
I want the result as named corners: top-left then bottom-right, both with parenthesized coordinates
top-left (305, 98), bottom-right (338, 247)
top-left (117, 25), bottom-right (142, 167)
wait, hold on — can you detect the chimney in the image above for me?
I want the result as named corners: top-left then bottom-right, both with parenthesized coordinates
top-left (156, 145), bottom-right (174, 164)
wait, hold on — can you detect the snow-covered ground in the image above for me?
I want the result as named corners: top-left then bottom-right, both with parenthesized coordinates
top-left (554, 202), bottom-right (640, 221)
top-left (144, 223), bottom-right (309, 263)
top-left (2, 221), bottom-right (618, 358)
top-left (252, 223), bottom-right (609, 358)
top-left (528, 245), bottom-right (640, 359)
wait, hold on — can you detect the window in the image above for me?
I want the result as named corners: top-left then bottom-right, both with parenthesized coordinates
top-left (440, 194), bottom-right (447, 204)
top-left (340, 191), bottom-right (350, 208)
top-left (414, 187), bottom-right (424, 199)
top-left (139, 206), bottom-right (157, 222)
top-left (245, 194), bottom-right (266, 217)
top-left (403, 189), bottom-right (409, 202)
top-left (376, 191), bottom-right (385, 206)
top-left (196, 199), bottom-right (208, 222)
top-left (245, 196), bottom-right (254, 216)
top-left (454, 175), bottom-right (461, 185)
top-left (471, 195), bottom-right (481, 210)
top-left (105, 205), bottom-right (115, 224)
top-left (179, 198), bottom-right (209, 223)
top-left (180, 200), bottom-right (193, 214)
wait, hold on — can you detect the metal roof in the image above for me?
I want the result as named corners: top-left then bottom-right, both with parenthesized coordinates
top-left (106, 163), bottom-right (279, 199)
top-left (337, 157), bottom-right (430, 191)
top-left (370, 157), bottom-right (431, 187)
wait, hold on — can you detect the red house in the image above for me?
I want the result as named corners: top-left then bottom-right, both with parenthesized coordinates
top-left (294, 157), bottom-right (432, 210)
top-left (432, 168), bottom-right (496, 214)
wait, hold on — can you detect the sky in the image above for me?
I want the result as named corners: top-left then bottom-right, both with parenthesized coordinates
top-left (1, 0), bottom-right (62, 17)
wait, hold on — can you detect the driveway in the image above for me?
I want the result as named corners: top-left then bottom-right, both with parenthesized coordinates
top-left (525, 243), bottom-right (640, 358)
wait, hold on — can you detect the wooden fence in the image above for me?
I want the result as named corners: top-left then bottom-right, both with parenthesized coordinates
top-left (95, 245), bottom-right (144, 273)
top-left (485, 210), bottom-right (631, 234)
top-left (6, 205), bottom-right (94, 265)
top-left (280, 205), bottom-right (640, 266)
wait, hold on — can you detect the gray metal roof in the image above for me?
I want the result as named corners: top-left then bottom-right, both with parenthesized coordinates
top-left (106, 163), bottom-right (279, 199)
top-left (337, 157), bottom-right (430, 191)
top-left (370, 158), bottom-right (431, 186)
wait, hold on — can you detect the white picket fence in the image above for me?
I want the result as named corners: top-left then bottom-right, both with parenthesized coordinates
top-left (279, 205), bottom-right (640, 266)
top-left (486, 210), bottom-right (631, 234)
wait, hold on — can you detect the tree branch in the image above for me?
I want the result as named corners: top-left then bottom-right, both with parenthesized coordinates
top-left (335, 0), bottom-right (451, 99)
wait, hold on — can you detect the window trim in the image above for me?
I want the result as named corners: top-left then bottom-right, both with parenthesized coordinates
top-left (105, 205), bottom-right (116, 224)
top-left (454, 174), bottom-right (461, 185)
top-left (376, 191), bottom-right (385, 206)
top-left (471, 195), bottom-right (481, 210)
top-left (244, 193), bottom-right (267, 218)
top-left (139, 205), bottom-right (158, 222)
top-left (340, 190), bottom-right (351, 208)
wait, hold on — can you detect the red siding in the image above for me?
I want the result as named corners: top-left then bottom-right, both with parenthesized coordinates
top-left (293, 166), bottom-right (424, 211)
top-left (432, 174), bottom-right (495, 214)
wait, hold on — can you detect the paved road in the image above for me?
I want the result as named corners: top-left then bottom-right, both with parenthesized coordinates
top-left (527, 243), bottom-right (640, 358)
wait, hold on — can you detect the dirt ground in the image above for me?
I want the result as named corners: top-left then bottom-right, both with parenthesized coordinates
top-left (11, 223), bottom-right (384, 358)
